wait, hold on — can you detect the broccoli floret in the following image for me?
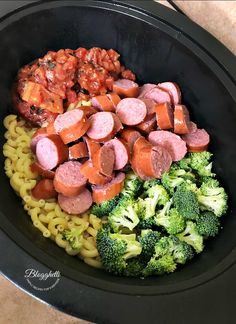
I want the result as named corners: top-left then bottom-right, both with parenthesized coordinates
top-left (155, 203), bottom-right (186, 235)
top-left (154, 236), bottom-right (194, 264)
top-left (142, 184), bottom-right (169, 218)
top-left (121, 172), bottom-right (143, 198)
top-left (143, 179), bottom-right (160, 190)
top-left (143, 255), bottom-right (177, 277)
top-left (190, 152), bottom-right (215, 177)
top-left (196, 211), bottom-right (220, 238)
top-left (109, 197), bottom-right (140, 232)
top-left (96, 225), bottom-right (142, 275)
top-left (161, 164), bottom-right (196, 195)
top-left (173, 182), bottom-right (199, 220)
top-left (177, 221), bottom-right (204, 253)
top-left (90, 195), bottom-right (119, 217)
top-left (137, 216), bottom-right (156, 229)
top-left (62, 228), bottom-right (83, 250)
top-left (197, 178), bottom-right (228, 217)
top-left (138, 229), bottom-right (160, 262)
top-left (123, 257), bottom-right (146, 277)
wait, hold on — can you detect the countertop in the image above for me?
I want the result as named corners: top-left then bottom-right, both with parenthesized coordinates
top-left (1, 1), bottom-right (236, 323)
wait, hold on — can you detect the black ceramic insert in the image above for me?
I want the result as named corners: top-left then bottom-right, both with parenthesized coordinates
top-left (0, 1), bottom-right (236, 323)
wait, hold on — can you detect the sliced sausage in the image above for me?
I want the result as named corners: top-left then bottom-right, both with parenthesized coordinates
top-left (131, 137), bottom-right (153, 180)
top-left (158, 82), bottom-right (181, 105)
top-left (182, 128), bottom-right (210, 152)
top-left (69, 142), bottom-right (88, 160)
top-left (107, 93), bottom-right (121, 108)
top-left (30, 128), bottom-right (48, 153)
top-left (140, 98), bottom-right (156, 116)
top-left (46, 121), bottom-right (57, 135)
top-left (111, 113), bottom-right (123, 133)
top-left (83, 136), bottom-right (101, 159)
top-left (104, 138), bottom-right (129, 170)
top-left (78, 105), bottom-right (97, 117)
top-left (80, 160), bottom-right (111, 185)
top-left (143, 86), bottom-right (172, 104)
top-left (138, 83), bottom-right (156, 98)
top-left (136, 115), bottom-right (156, 134)
top-left (131, 138), bottom-right (172, 179)
top-left (31, 179), bottom-right (57, 200)
top-left (92, 172), bottom-right (125, 203)
top-left (189, 121), bottom-right (197, 133)
top-left (120, 128), bottom-right (141, 153)
top-left (58, 189), bottom-right (92, 215)
top-left (53, 161), bottom-right (87, 196)
top-left (174, 104), bottom-right (191, 134)
top-left (148, 130), bottom-right (187, 161)
top-left (30, 162), bottom-right (55, 179)
top-left (155, 102), bottom-right (174, 129)
top-left (116, 98), bottom-right (147, 126)
top-left (86, 112), bottom-right (115, 142)
top-left (92, 146), bottom-right (115, 177)
top-left (91, 95), bottom-right (115, 112)
top-left (36, 134), bottom-right (69, 170)
top-left (113, 79), bottom-right (139, 98)
top-left (54, 109), bottom-right (90, 144)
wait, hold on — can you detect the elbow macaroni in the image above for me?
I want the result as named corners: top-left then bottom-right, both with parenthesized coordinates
top-left (3, 115), bottom-right (103, 268)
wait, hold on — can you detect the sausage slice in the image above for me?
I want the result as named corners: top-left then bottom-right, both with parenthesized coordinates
top-left (107, 93), bottom-right (121, 108)
top-left (155, 102), bottom-right (174, 129)
top-left (113, 79), bottom-right (139, 98)
top-left (83, 136), bottom-right (101, 159)
top-left (80, 160), bottom-right (111, 185)
top-left (54, 109), bottom-right (90, 144)
top-left (136, 115), bottom-right (156, 134)
top-left (69, 142), bottom-right (88, 160)
top-left (92, 146), bottom-right (115, 177)
top-left (58, 189), bottom-right (92, 215)
top-left (104, 138), bottom-right (129, 170)
top-left (86, 112), bottom-right (115, 142)
top-left (174, 105), bottom-right (191, 134)
top-left (30, 162), bottom-right (55, 179)
top-left (32, 179), bottom-right (57, 200)
top-left (31, 128), bottom-right (48, 153)
top-left (182, 128), bottom-right (210, 152)
top-left (78, 105), bottom-right (97, 117)
top-left (120, 128), bottom-right (141, 153)
top-left (91, 95), bottom-right (115, 112)
top-left (138, 83), bottom-right (156, 98)
top-left (53, 161), bottom-right (87, 196)
top-left (140, 98), bottom-right (156, 116)
top-left (92, 172), bottom-right (125, 203)
top-left (148, 130), bottom-right (187, 161)
top-left (116, 98), bottom-right (147, 126)
top-left (143, 86), bottom-right (171, 104)
top-left (158, 82), bottom-right (181, 105)
top-left (36, 134), bottom-right (69, 170)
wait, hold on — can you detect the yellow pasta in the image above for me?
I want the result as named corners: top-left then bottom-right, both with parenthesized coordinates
top-left (3, 114), bottom-right (103, 269)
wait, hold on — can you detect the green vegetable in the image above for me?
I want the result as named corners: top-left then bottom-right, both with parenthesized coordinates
top-left (196, 211), bottom-right (220, 238)
top-left (123, 257), bottom-right (146, 277)
top-left (197, 178), bottom-right (228, 217)
top-left (177, 221), bottom-right (204, 253)
top-left (161, 164), bottom-right (196, 195)
top-left (90, 195), bottom-right (119, 217)
top-left (143, 255), bottom-right (177, 276)
top-left (173, 182), bottom-right (200, 220)
top-left (121, 172), bottom-right (143, 198)
top-left (138, 229), bottom-right (160, 262)
top-left (96, 224), bottom-right (142, 275)
top-left (155, 202), bottom-right (186, 235)
top-left (109, 197), bottom-right (139, 232)
top-left (177, 152), bottom-right (215, 178)
top-left (62, 228), bottom-right (83, 250)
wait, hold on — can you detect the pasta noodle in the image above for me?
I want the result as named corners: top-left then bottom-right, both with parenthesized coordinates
top-left (3, 114), bottom-right (103, 268)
